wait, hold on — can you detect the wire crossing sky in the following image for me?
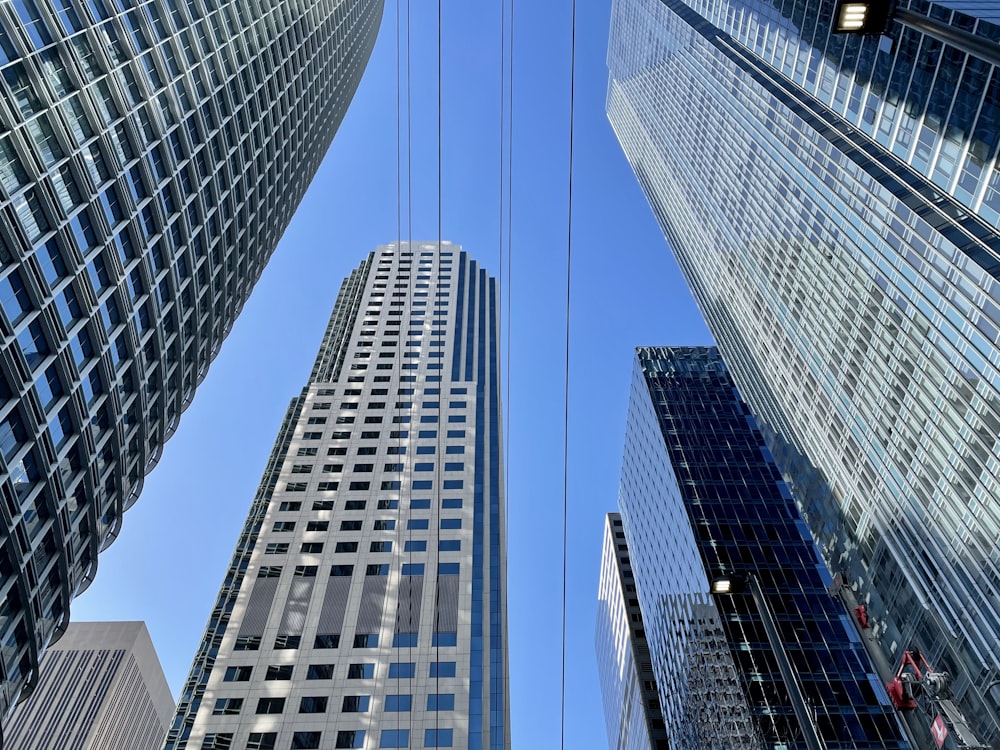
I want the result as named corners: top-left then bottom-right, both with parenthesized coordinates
top-left (72, 2), bottom-right (712, 747)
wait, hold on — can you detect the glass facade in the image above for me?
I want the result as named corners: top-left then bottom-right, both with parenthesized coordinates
top-left (618, 346), bottom-right (910, 749)
top-left (595, 512), bottom-right (668, 750)
top-left (0, 0), bottom-right (383, 718)
top-left (608, 0), bottom-right (1000, 742)
top-left (167, 243), bottom-right (509, 750)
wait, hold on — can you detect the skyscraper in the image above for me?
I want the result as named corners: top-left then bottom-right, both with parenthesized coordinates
top-left (607, 0), bottom-right (1000, 741)
top-left (166, 242), bottom-right (508, 750)
top-left (613, 346), bottom-right (909, 749)
top-left (595, 512), bottom-right (667, 750)
top-left (4, 620), bottom-right (174, 750)
top-left (0, 0), bottom-right (383, 717)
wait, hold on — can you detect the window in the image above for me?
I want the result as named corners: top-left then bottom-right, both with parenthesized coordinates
top-left (386, 695), bottom-right (412, 712)
top-left (407, 519), bottom-right (429, 530)
top-left (259, 566), bottom-right (282, 579)
top-left (349, 481), bottom-right (370, 491)
top-left (323, 463), bottom-right (343, 472)
top-left (429, 662), bottom-right (456, 678)
top-left (442, 498), bottom-right (463, 509)
top-left (303, 432), bottom-right (322, 440)
top-left (234, 636), bottom-right (260, 651)
top-left (416, 446), bottom-right (435, 455)
top-left (370, 541), bottom-right (392, 552)
top-left (381, 480), bottom-right (401, 490)
top-left (273, 521), bottom-right (295, 532)
top-left (440, 518), bottom-right (462, 529)
top-left (415, 462), bottom-right (434, 472)
top-left (379, 730), bottom-right (410, 748)
top-left (278, 501), bottom-right (302, 511)
top-left (202, 734), bottom-right (233, 750)
top-left (439, 563), bottom-right (460, 575)
top-left (424, 729), bottom-right (454, 747)
top-left (255, 697), bottom-right (285, 714)
top-left (306, 416), bottom-right (326, 424)
top-left (334, 731), bottom-right (364, 749)
top-left (444, 462), bottom-right (464, 471)
top-left (299, 696), bottom-right (328, 713)
top-left (223, 666), bottom-right (251, 681)
top-left (427, 694), bottom-right (455, 711)
top-left (292, 732), bottom-right (321, 750)
top-left (264, 665), bottom-right (292, 680)
top-left (439, 540), bottom-right (460, 551)
top-left (418, 430), bottom-right (437, 438)
top-left (373, 519), bottom-right (396, 531)
top-left (346, 663), bottom-right (373, 679)
top-left (307, 664), bottom-right (335, 679)
top-left (445, 445), bottom-right (464, 454)
top-left (285, 482), bottom-right (306, 492)
top-left (212, 697), bottom-right (243, 715)
top-left (314, 634), bottom-right (340, 649)
top-left (393, 633), bottom-right (418, 647)
top-left (342, 695), bottom-right (371, 712)
top-left (412, 480), bottom-right (432, 490)
top-left (300, 542), bottom-right (323, 554)
top-left (353, 633), bottom-right (378, 648)
top-left (246, 733), bottom-right (276, 750)
top-left (404, 540), bottom-right (427, 552)
top-left (328, 446), bottom-right (347, 456)
top-left (317, 482), bottom-right (339, 491)
top-left (305, 521), bottom-right (329, 532)
top-left (432, 632), bottom-right (457, 647)
top-left (312, 500), bottom-right (334, 511)
top-left (335, 542), bottom-right (359, 553)
top-left (388, 662), bottom-right (415, 678)
top-left (378, 499), bottom-right (399, 509)
top-left (446, 430), bottom-right (465, 438)
top-left (341, 520), bottom-right (362, 531)
top-left (367, 564), bottom-right (390, 576)
top-left (331, 564), bottom-right (354, 576)
top-left (264, 543), bottom-right (288, 555)
top-left (411, 499), bottom-right (431, 509)
top-left (401, 563), bottom-right (424, 575)
top-left (353, 463), bottom-right (373, 472)
top-left (443, 480), bottom-right (463, 490)
top-left (274, 635), bottom-right (300, 649)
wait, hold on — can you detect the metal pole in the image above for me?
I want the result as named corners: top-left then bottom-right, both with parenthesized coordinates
top-left (748, 574), bottom-right (826, 750)
top-left (895, 8), bottom-right (1000, 69)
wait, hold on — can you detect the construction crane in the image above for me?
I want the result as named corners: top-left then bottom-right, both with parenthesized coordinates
top-left (887, 649), bottom-right (990, 750)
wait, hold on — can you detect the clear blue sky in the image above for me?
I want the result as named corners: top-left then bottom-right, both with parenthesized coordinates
top-left (72, 1), bottom-right (712, 747)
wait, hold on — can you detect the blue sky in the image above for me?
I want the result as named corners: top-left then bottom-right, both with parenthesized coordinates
top-left (73, 1), bottom-right (712, 747)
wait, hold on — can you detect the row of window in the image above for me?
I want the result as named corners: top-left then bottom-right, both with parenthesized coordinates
top-left (264, 539), bottom-right (463, 554)
top-left (283, 479), bottom-right (465, 493)
top-left (203, 727), bottom-right (454, 749)
top-left (298, 429), bottom-right (467, 441)
top-left (273, 519), bottom-right (463, 534)
top-left (288, 461), bottom-right (465, 473)
top-left (232, 631), bottom-right (458, 653)
top-left (212, 692), bottom-right (456, 716)
top-left (296, 445), bottom-right (465, 457)
top-left (254, 562), bottom-right (462, 578)
top-left (271, 496), bottom-right (462, 515)
top-left (223, 661), bottom-right (458, 682)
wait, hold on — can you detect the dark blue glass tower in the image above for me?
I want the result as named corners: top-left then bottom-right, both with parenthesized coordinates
top-left (616, 346), bottom-right (910, 749)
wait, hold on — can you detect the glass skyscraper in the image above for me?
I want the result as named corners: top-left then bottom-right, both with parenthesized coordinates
top-left (595, 512), bottom-right (668, 750)
top-left (166, 242), bottom-right (509, 750)
top-left (608, 0), bottom-right (1000, 742)
top-left (614, 346), bottom-right (909, 749)
top-left (0, 0), bottom-right (383, 718)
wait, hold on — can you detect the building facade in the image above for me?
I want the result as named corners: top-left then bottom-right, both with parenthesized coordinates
top-left (0, 0), bottom-right (383, 717)
top-left (616, 346), bottom-right (910, 749)
top-left (595, 512), bottom-right (667, 750)
top-left (4, 620), bottom-right (174, 750)
top-left (608, 0), bottom-right (1000, 741)
top-left (166, 242), bottom-right (509, 750)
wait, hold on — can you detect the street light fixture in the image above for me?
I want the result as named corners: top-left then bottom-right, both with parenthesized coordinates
top-left (832, 0), bottom-right (895, 34)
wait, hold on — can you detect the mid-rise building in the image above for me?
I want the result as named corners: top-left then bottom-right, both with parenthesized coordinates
top-left (607, 0), bottom-right (1000, 740)
top-left (613, 346), bottom-right (910, 749)
top-left (595, 512), bottom-right (667, 750)
top-left (0, 0), bottom-right (383, 717)
top-left (4, 620), bottom-right (174, 750)
top-left (165, 242), bottom-right (509, 750)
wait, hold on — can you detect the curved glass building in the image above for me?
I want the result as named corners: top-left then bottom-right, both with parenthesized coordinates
top-left (0, 0), bottom-right (383, 717)
top-left (608, 0), bottom-right (1000, 744)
